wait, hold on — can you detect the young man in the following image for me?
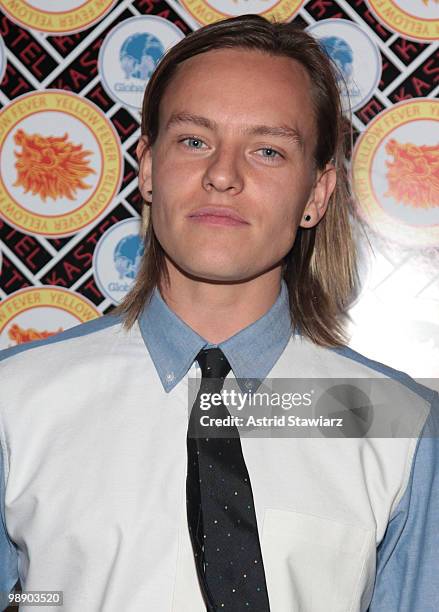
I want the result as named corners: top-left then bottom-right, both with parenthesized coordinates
top-left (0, 14), bottom-right (438, 612)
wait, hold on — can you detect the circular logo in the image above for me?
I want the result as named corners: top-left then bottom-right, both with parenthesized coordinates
top-left (0, 287), bottom-right (100, 350)
top-left (0, 90), bottom-right (122, 238)
top-left (352, 98), bottom-right (439, 248)
top-left (99, 16), bottom-right (185, 111)
top-left (0, 34), bottom-right (6, 84)
top-left (366, 0), bottom-right (439, 42)
top-left (1, 0), bottom-right (117, 35)
top-left (178, 0), bottom-right (305, 27)
top-left (306, 19), bottom-right (382, 113)
top-left (93, 217), bottom-right (144, 304)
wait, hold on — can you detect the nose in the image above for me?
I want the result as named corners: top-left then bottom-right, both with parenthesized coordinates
top-left (202, 145), bottom-right (244, 194)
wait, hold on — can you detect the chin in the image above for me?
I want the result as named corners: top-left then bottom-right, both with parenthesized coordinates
top-left (164, 248), bottom-right (260, 282)
top-left (176, 261), bottom-right (252, 283)
top-left (185, 268), bottom-right (247, 283)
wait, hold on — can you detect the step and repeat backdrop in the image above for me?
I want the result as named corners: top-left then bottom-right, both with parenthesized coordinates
top-left (0, 0), bottom-right (437, 380)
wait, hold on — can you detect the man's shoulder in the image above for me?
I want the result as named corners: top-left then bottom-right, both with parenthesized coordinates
top-left (289, 334), bottom-right (436, 413)
top-left (330, 343), bottom-right (435, 405)
top-left (0, 313), bottom-right (126, 372)
top-left (290, 336), bottom-right (439, 445)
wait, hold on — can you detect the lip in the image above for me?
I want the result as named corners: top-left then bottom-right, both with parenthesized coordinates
top-left (188, 206), bottom-right (249, 226)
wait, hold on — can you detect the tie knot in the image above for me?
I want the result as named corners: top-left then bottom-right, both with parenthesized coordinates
top-left (196, 348), bottom-right (231, 380)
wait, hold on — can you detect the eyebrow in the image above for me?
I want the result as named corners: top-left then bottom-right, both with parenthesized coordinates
top-left (165, 111), bottom-right (304, 149)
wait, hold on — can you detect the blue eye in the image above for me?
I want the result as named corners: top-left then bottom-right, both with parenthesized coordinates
top-left (260, 147), bottom-right (280, 160)
top-left (182, 137), bottom-right (205, 149)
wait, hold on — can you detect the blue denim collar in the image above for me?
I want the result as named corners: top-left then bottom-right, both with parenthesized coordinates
top-left (138, 279), bottom-right (292, 393)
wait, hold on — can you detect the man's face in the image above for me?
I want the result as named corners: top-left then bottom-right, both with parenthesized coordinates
top-left (138, 48), bottom-right (335, 283)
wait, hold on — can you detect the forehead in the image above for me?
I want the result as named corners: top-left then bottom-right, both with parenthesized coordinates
top-left (158, 48), bottom-right (315, 142)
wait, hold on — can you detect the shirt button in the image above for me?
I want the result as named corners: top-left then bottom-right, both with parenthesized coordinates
top-left (166, 372), bottom-right (175, 382)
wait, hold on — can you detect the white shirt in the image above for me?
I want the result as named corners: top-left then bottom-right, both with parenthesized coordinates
top-left (0, 280), bottom-right (438, 611)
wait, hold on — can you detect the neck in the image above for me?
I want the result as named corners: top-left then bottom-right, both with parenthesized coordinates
top-left (158, 262), bottom-right (283, 344)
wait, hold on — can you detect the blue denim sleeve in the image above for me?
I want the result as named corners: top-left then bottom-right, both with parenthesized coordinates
top-left (368, 392), bottom-right (439, 611)
top-left (0, 447), bottom-right (19, 611)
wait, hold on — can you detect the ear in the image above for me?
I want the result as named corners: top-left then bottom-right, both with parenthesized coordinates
top-left (300, 163), bottom-right (337, 229)
top-left (136, 135), bottom-right (153, 204)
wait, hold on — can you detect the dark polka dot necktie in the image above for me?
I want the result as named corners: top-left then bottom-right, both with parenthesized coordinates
top-left (186, 348), bottom-right (271, 611)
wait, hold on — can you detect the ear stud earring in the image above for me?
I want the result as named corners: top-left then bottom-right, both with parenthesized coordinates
top-left (304, 214), bottom-right (311, 222)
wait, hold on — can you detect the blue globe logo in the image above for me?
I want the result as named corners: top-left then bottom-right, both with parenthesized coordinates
top-left (113, 234), bottom-right (144, 280)
top-left (319, 36), bottom-right (354, 83)
top-left (120, 33), bottom-right (165, 81)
